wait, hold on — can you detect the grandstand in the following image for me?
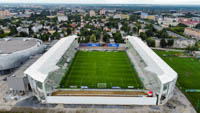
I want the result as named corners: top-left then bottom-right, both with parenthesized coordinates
top-left (126, 36), bottom-right (178, 105)
top-left (24, 35), bottom-right (177, 105)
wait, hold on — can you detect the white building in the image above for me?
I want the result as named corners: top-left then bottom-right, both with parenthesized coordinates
top-left (172, 13), bottom-right (184, 17)
top-left (113, 14), bottom-right (121, 19)
top-left (173, 39), bottom-right (196, 48)
top-left (17, 27), bottom-right (29, 34)
top-left (57, 16), bottom-right (68, 22)
top-left (32, 24), bottom-right (43, 33)
top-left (158, 17), bottom-right (179, 27)
top-left (0, 38), bottom-right (45, 75)
top-left (155, 38), bottom-right (196, 48)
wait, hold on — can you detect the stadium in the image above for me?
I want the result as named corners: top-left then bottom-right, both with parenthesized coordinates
top-left (0, 37), bottom-right (45, 75)
top-left (24, 35), bottom-right (178, 105)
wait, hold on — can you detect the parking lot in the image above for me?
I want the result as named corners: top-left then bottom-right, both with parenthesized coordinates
top-left (0, 74), bottom-right (16, 110)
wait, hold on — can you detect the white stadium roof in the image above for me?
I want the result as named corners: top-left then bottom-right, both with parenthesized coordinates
top-left (24, 35), bottom-right (77, 83)
top-left (127, 36), bottom-right (177, 84)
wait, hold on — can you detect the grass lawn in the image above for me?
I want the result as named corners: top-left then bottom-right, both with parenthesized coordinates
top-left (154, 50), bottom-right (200, 113)
top-left (59, 51), bottom-right (142, 89)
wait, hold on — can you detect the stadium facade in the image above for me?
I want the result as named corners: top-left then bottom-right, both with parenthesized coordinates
top-left (0, 38), bottom-right (45, 75)
top-left (24, 35), bottom-right (177, 105)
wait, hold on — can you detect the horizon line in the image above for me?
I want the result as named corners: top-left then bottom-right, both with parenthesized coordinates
top-left (0, 3), bottom-right (200, 6)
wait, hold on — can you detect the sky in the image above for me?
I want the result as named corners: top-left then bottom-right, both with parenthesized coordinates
top-left (0, 0), bottom-right (200, 5)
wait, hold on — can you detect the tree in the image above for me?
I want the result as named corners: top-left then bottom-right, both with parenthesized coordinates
top-left (52, 31), bottom-right (60, 39)
top-left (67, 28), bottom-right (72, 35)
top-left (90, 34), bottom-right (96, 42)
top-left (9, 26), bottom-right (17, 36)
top-left (94, 30), bottom-right (101, 40)
top-left (0, 29), bottom-right (7, 38)
top-left (146, 29), bottom-right (154, 37)
top-left (146, 38), bottom-right (155, 47)
top-left (103, 31), bottom-right (110, 43)
top-left (195, 24), bottom-right (200, 30)
top-left (133, 27), bottom-right (138, 33)
top-left (121, 23), bottom-right (130, 33)
top-left (28, 25), bottom-right (34, 35)
top-left (167, 40), bottom-right (174, 47)
top-left (113, 31), bottom-right (123, 43)
top-left (130, 15), bottom-right (138, 21)
top-left (157, 29), bottom-right (169, 39)
top-left (136, 22), bottom-right (141, 32)
top-left (19, 32), bottom-right (28, 37)
top-left (41, 33), bottom-right (51, 41)
top-left (140, 32), bottom-right (148, 40)
top-left (0, 29), bottom-right (4, 34)
top-left (195, 41), bottom-right (200, 48)
top-left (186, 46), bottom-right (198, 52)
top-left (33, 34), bottom-right (37, 38)
top-left (177, 23), bottom-right (187, 27)
top-left (74, 14), bottom-right (81, 22)
top-left (160, 39), bottom-right (167, 48)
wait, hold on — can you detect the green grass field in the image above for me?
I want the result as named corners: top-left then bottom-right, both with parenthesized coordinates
top-left (60, 51), bottom-right (142, 89)
top-left (154, 50), bottom-right (200, 113)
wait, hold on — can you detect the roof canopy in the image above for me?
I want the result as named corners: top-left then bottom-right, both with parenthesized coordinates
top-left (24, 35), bottom-right (77, 83)
top-left (127, 36), bottom-right (177, 84)
top-left (0, 38), bottom-right (37, 54)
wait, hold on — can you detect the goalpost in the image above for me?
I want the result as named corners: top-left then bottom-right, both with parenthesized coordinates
top-left (97, 83), bottom-right (107, 88)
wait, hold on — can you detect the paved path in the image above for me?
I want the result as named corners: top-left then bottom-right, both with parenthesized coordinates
top-left (151, 47), bottom-right (186, 52)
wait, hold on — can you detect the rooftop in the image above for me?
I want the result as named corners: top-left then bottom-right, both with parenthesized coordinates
top-left (11, 55), bottom-right (42, 78)
top-left (0, 38), bottom-right (37, 54)
top-left (24, 35), bottom-right (77, 83)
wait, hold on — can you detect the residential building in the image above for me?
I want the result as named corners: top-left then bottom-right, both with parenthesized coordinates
top-left (89, 10), bottom-right (96, 17)
top-left (0, 10), bottom-right (11, 18)
top-left (155, 38), bottom-right (196, 48)
top-left (17, 27), bottom-right (29, 34)
top-left (184, 27), bottom-right (200, 40)
top-left (173, 39), bottom-right (196, 48)
top-left (120, 14), bottom-right (130, 20)
top-left (113, 14), bottom-right (121, 19)
top-left (179, 18), bottom-right (200, 27)
top-left (158, 17), bottom-right (179, 27)
top-left (100, 9), bottom-right (106, 15)
top-left (57, 16), bottom-right (68, 22)
top-left (32, 25), bottom-right (43, 33)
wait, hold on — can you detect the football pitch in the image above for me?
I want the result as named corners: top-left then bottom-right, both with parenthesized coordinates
top-left (60, 51), bottom-right (142, 89)
top-left (154, 50), bottom-right (200, 113)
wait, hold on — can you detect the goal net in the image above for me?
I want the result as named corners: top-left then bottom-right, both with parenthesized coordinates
top-left (97, 83), bottom-right (107, 88)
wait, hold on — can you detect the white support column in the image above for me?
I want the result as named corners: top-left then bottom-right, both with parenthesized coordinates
top-left (157, 84), bottom-right (163, 105)
top-left (42, 80), bottom-right (47, 103)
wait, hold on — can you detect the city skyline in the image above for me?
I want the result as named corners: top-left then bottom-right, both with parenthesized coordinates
top-left (0, 0), bottom-right (200, 5)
